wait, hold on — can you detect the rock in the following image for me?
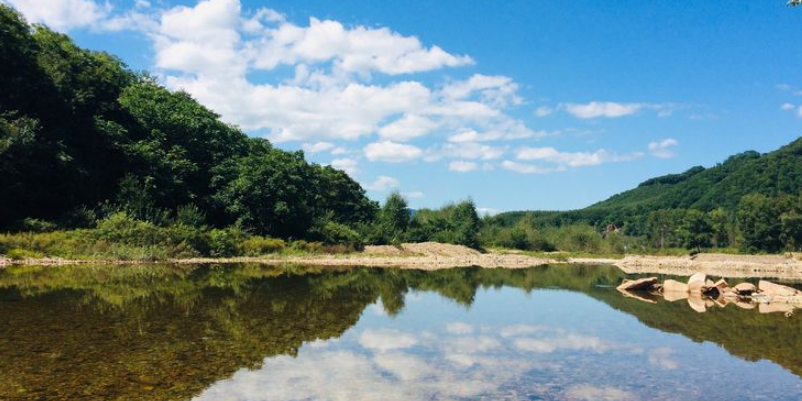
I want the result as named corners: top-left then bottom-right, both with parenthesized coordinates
top-left (733, 282), bottom-right (757, 296)
top-left (687, 295), bottom-right (707, 313)
top-left (688, 272), bottom-right (707, 295)
top-left (713, 279), bottom-right (730, 293)
top-left (664, 290), bottom-right (689, 302)
top-left (713, 297), bottom-right (729, 308)
top-left (663, 279), bottom-right (689, 293)
top-left (758, 280), bottom-right (800, 297)
top-left (759, 302), bottom-right (795, 315)
top-left (616, 277), bottom-right (658, 292)
top-left (705, 279), bottom-right (715, 288)
top-left (735, 300), bottom-right (756, 309)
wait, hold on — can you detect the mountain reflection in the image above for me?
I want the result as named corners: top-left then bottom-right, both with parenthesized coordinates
top-left (0, 264), bottom-right (801, 400)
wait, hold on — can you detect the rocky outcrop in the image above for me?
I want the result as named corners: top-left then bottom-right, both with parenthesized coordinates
top-left (617, 273), bottom-right (802, 316)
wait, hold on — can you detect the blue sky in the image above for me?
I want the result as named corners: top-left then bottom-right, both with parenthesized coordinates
top-left (5, 0), bottom-right (802, 213)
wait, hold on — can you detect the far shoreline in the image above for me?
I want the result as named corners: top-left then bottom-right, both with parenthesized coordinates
top-left (2, 242), bottom-right (802, 280)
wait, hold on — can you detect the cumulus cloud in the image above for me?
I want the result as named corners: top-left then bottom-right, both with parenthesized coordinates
top-left (378, 114), bottom-right (438, 142)
top-left (330, 158), bottom-right (359, 175)
top-left (428, 142), bottom-right (505, 161)
top-left (781, 103), bottom-right (795, 111)
top-left (448, 161), bottom-right (478, 173)
top-left (535, 106), bottom-right (554, 117)
top-left (515, 147), bottom-right (642, 167)
top-left (364, 141), bottom-right (423, 163)
top-left (563, 101), bottom-right (643, 119)
top-left (562, 101), bottom-right (674, 119)
top-left (564, 385), bottom-right (638, 401)
top-left (359, 329), bottom-right (417, 352)
top-left (445, 322), bottom-right (474, 335)
top-left (501, 160), bottom-right (562, 174)
top-left (3, 0), bottom-right (110, 31)
top-left (364, 175), bottom-right (400, 191)
top-left (513, 334), bottom-right (612, 353)
top-left (303, 141), bottom-right (335, 153)
top-left (648, 138), bottom-right (679, 159)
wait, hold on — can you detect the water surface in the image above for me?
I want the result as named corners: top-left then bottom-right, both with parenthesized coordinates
top-left (1, 264), bottom-right (801, 400)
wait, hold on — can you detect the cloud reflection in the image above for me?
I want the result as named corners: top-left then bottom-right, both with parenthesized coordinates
top-left (193, 323), bottom-right (642, 401)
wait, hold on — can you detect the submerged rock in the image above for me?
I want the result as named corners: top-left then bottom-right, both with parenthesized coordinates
top-left (617, 277), bottom-right (658, 292)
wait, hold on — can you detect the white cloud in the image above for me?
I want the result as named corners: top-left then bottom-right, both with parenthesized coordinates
top-left (330, 158), bottom-right (359, 175)
top-left (513, 334), bottom-right (611, 354)
top-left (378, 114), bottom-right (438, 142)
top-left (446, 123), bottom-right (548, 143)
top-left (101, 0), bottom-right (538, 145)
top-left (534, 106), bottom-right (553, 117)
top-left (364, 141), bottom-right (423, 163)
top-left (648, 347), bottom-right (678, 370)
top-left (501, 160), bottom-right (561, 174)
top-left (648, 138), bottom-right (679, 159)
top-left (798, 105), bottom-right (802, 118)
top-left (476, 207), bottom-right (501, 216)
top-left (445, 322), bottom-right (474, 335)
top-left (499, 324), bottom-right (547, 338)
top-left (365, 175), bottom-right (400, 191)
top-left (564, 385), bottom-right (637, 401)
top-left (428, 142), bottom-right (504, 161)
top-left (359, 329), bottom-right (417, 352)
top-left (448, 161), bottom-right (478, 173)
top-left (781, 103), bottom-right (795, 111)
top-left (515, 147), bottom-right (641, 167)
top-left (563, 101), bottom-right (643, 119)
top-left (4, 0), bottom-right (110, 31)
top-left (303, 141), bottom-right (335, 153)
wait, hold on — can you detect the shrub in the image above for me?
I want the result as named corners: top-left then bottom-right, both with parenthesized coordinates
top-left (208, 227), bottom-right (246, 257)
top-left (5, 248), bottom-right (43, 260)
top-left (242, 236), bottom-right (285, 256)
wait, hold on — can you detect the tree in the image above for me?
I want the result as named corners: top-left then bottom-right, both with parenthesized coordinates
top-left (679, 209), bottom-right (712, 251)
top-left (376, 192), bottom-right (410, 244)
top-left (708, 208), bottom-right (732, 248)
top-left (737, 194), bottom-right (784, 253)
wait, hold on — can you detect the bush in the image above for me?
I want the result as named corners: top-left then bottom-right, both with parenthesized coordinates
top-left (242, 236), bottom-right (285, 256)
top-left (5, 248), bottom-right (43, 260)
top-left (290, 240), bottom-right (324, 253)
top-left (208, 228), bottom-right (246, 257)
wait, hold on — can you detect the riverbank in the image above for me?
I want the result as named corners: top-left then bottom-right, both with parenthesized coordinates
top-left (3, 242), bottom-right (802, 279)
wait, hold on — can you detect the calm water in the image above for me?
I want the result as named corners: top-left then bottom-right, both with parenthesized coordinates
top-left (1, 264), bottom-right (802, 401)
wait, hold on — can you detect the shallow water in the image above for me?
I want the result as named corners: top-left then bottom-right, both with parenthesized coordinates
top-left (1, 264), bottom-right (801, 401)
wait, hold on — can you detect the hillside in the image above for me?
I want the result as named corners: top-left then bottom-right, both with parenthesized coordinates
top-left (490, 136), bottom-right (802, 239)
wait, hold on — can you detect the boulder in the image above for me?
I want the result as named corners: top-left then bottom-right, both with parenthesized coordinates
top-left (664, 290), bottom-right (689, 302)
top-left (733, 282), bottom-right (757, 296)
top-left (758, 280), bottom-right (800, 297)
top-left (713, 279), bottom-right (730, 293)
top-left (735, 300), bottom-right (756, 309)
top-left (617, 277), bottom-right (658, 292)
top-left (687, 272), bottom-right (707, 295)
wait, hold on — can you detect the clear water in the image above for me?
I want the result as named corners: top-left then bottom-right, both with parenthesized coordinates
top-left (1, 263), bottom-right (801, 401)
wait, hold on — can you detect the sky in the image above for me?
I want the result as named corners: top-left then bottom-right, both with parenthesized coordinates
top-left (4, 0), bottom-right (802, 213)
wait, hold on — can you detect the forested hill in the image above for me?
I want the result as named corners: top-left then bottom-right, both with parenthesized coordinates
top-left (492, 135), bottom-right (802, 233)
top-left (0, 5), bottom-right (376, 236)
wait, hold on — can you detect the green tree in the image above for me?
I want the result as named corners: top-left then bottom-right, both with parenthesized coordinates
top-left (376, 192), bottom-right (410, 244)
top-left (679, 209), bottom-right (712, 251)
top-left (737, 194), bottom-right (784, 253)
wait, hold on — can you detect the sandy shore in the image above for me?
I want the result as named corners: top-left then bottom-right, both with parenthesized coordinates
top-left (2, 242), bottom-right (802, 279)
